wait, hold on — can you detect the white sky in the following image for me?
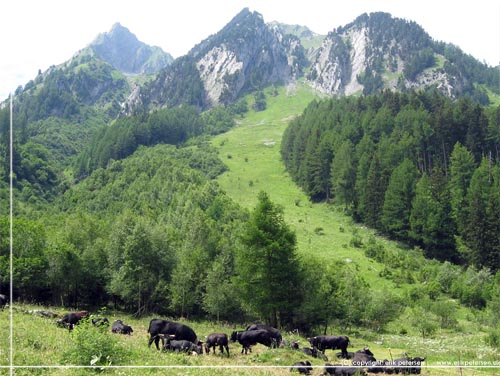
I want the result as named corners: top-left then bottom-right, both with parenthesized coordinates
top-left (1, 0), bottom-right (499, 101)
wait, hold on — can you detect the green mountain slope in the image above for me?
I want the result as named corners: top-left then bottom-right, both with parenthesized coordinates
top-left (212, 83), bottom-right (395, 288)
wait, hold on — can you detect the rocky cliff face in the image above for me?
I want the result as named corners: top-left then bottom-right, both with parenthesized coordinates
top-left (121, 10), bottom-right (496, 113)
top-left (306, 12), bottom-right (470, 98)
top-left (188, 8), bottom-right (304, 106)
top-left (90, 23), bottom-right (173, 75)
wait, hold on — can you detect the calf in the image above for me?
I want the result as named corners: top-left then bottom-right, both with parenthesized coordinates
top-left (205, 333), bottom-right (229, 356)
top-left (301, 346), bottom-right (329, 361)
top-left (58, 311), bottom-right (89, 330)
top-left (389, 356), bottom-right (425, 374)
top-left (351, 347), bottom-right (376, 366)
top-left (308, 335), bottom-right (350, 357)
top-left (322, 363), bottom-right (367, 376)
top-left (290, 360), bottom-right (313, 375)
top-left (230, 329), bottom-right (272, 354)
top-left (148, 319), bottom-right (199, 350)
top-left (0, 294), bottom-right (7, 310)
top-left (111, 319), bottom-right (133, 335)
top-left (163, 338), bottom-right (203, 355)
top-left (92, 317), bottom-right (110, 327)
top-left (367, 359), bottom-right (391, 374)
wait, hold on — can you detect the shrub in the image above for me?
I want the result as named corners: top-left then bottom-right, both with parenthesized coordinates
top-left (61, 318), bottom-right (127, 367)
top-left (486, 330), bottom-right (500, 349)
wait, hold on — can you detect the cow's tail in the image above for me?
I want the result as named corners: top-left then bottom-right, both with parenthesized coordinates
top-left (347, 336), bottom-right (351, 348)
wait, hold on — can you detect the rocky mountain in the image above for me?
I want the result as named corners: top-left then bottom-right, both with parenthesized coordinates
top-left (307, 12), bottom-right (497, 102)
top-left (90, 23), bottom-right (173, 75)
top-left (123, 10), bottom-right (497, 114)
top-left (124, 8), bottom-right (308, 113)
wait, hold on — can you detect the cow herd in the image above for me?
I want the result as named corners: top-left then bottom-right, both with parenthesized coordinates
top-left (54, 311), bottom-right (425, 374)
top-left (56, 310), bottom-right (134, 336)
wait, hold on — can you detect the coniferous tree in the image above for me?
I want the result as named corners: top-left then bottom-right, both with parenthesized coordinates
top-left (235, 191), bottom-right (301, 327)
top-left (462, 159), bottom-right (500, 270)
top-left (362, 152), bottom-right (385, 229)
top-left (448, 142), bottom-right (476, 233)
top-left (330, 140), bottom-right (356, 208)
top-left (381, 158), bottom-right (419, 239)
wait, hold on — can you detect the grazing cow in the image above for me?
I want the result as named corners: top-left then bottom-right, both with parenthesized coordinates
top-left (290, 360), bottom-right (313, 375)
top-left (389, 356), bottom-right (425, 374)
top-left (321, 363), bottom-right (367, 376)
top-left (246, 323), bottom-right (282, 348)
top-left (230, 329), bottom-right (273, 354)
top-left (308, 335), bottom-right (350, 357)
top-left (163, 338), bottom-right (203, 355)
top-left (351, 348), bottom-right (376, 366)
top-left (111, 319), bottom-right (133, 335)
top-left (205, 333), bottom-right (229, 356)
top-left (92, 317), bottom-right (110, 327)
top-left (58, 311), bottom-right (89, 330)
top-left (301, 346), bottom-right (329, 361)
top-left (0, 294), bottom-right (7, 310)
top-left (148, 319), bottom-right (199, 350)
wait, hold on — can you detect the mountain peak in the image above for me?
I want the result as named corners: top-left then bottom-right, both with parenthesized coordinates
top-left (90, 23), bottom-right (173, 75)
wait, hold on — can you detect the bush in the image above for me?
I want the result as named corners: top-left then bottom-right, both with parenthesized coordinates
top-left (61, 318), bottom-right (127, 367)
top-left (486, 330), bottom-right (500, 349)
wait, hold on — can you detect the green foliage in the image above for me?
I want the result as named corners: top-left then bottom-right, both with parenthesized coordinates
top-left (281, 90), bottom-right (500, 269)
top-left (61, 318), bottom-right (127, 367)
top-left (235, 191), bottom-right (301, 327)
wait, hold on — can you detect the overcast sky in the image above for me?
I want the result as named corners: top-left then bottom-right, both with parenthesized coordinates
top-left (1, 0), bottom-right (499, 101)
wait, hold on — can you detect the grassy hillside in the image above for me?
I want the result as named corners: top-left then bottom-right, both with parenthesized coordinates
top-left (1, 304), bottom-right (498, 375)
top-left (213, 83), bottom-right (399, 290)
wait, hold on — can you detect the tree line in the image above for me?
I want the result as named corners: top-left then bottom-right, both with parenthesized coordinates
top-left (281, 90), bottom-right (500, 271)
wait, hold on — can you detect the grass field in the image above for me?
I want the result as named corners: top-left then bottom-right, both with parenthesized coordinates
top-left (1, 304), bottom-right (499, 375)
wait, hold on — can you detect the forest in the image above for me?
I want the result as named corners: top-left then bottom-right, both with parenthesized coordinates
top-left (281, 90), bottom-right (500, 271)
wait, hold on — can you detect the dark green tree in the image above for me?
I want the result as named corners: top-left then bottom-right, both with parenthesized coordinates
top-left (462, 159), bottom-right (500, 270)
top-left (235, 191), bottom-right (301, 327)
top-left (381, 158), bottom-right (419, 239)
top-left (362, 152), bottom-right (385, 228)
top-left (448, 142), bottom-right (475, 233)
top-left (330, 140), bottom-right (356, 208)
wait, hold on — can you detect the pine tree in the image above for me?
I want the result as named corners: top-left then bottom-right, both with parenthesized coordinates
top-left (362, 152), bottom-right (385, 229)
top-left (330, 140), bottom-right (356, 208)
top-left (448, 142), bottom-right (476, 233)
top-left (235, 191), bottom-right (301, 327)
top-left (462, 159), bottom-right (500, 270)
top-left (381, 159), bottom-right (419, 239)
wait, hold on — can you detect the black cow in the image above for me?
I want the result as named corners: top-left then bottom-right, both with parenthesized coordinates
top-left (230, 329), bottom-right (272, 354)
top-left (321, 363), bottom-right (367, 376)
top-left (0, 294), bottom-right (9, 311)
top-left (301, 346), bottom-right (329, 361)
top-left (367, 359), bottom-right (391, 374)
top-left (290, 360), bottom-right (313, 375)
top-left (0, 294), bottom-right (7, 310)
top-left (336, 352), bottom-right (355, 359)
top-left (308, 335), bottom-right (350, 357)
top-left (92, 317), bottom-right (110, 327)
top-left (205, 333), bottom-right (229, 356)
top-left (389, 356), bottom-right (425, 374)
top-left (111, 319), bottom-right (133, 335)
top-left (351, 348), bottom-right (376, 366)
top-left (58, 311), bottom-right (89, 330)
top-left (246, 324), bottom-right (282, 348)
top-left (148, 319), bottom-right (199, 350)
top-left (163, 338), bottom-right (203, 355)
